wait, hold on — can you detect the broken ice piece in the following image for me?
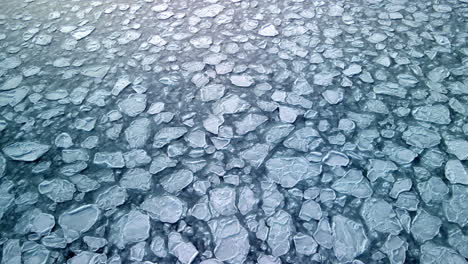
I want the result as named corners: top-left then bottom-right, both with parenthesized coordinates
top-left (141, 195), bottom-right (187, 223)
top-left (80, 65), bottom-right (110, 78)
top-left (208, 216), bottom-right (250, 263)
top-left (412, 104), bottom-right (451, 125)
top-left (160, 169), bottom-right (194, 193)
top-left (332, 215), bottom-right (369, 262)
top-left (266, 210), bottom-right (294, 257)
top-left (323, 151), bottom-right (349, 167)
top-left (230, 74), bottom-right (255, 87)
top-left (168, 232), bottom-right (198, 264)
top-left (153, 127), bottom-right (188, 148)
top-left (410, 209), bottom-right (442, 243)
top-left (266, 156), bottom-right (321, 188)
top-left (445, 160), bottom-right (468, 185)
top-left (193, 4), bottom-right (224, 18)
top-left (3, 142), bottom-right (50, 162)
top-left (258, 24), bottom-right (279, 37)
top-left (59, 204), bottom-right (100, 243)
top-left (445, 139), bottom-right (468, 160)
top-left (322, 89), bottom-right (344, 104)
top-left (332, 169), bottom-right (373, 198)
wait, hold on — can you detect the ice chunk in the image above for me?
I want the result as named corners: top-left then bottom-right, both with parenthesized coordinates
top-left (55, 133), bottom-right (73, 148)
top-left (332, 169), bottom-right (373, 198)
top-left (0, 75), bottom-right (22, 91)
top-left (402, 126), bottom-right (441, 148)
top-left (234, 113), bottom-right (268, 135)
top-left (299, 200), bottom-right (322, 221)
top-left (149, 153), bottom-right (177, 174)
top-left (93, 152), bottom-right (125, 168)
top-left (111, 76), bottom-right (131, 96)
top-left (283, 126), bottom-right (320, 152)
top-left (230, 75), bottom-right (255, 87)
top-left (190, 35), bottom-right (212, 48)
top-left (410, 209), bottom-right (442, 243)
top-left (266, 210), bottom-right (294, 257)
top-left (445, 139), bottom-right (468, 160)
top-left (67, 251), bottom-right (106, 264)
top-left (22, 242), bottom-right (49, 264)
top-left (111, 210), bottom-right (150, 248)
top-left (390, 178), bottom-right (412, 199)
top-left (265, 156), bottom-right (321, 188)
top-left (313, 218), bottom-right (333, 249)
top-left (59, 204), bottom-right (100, 243)
top-left (208, 216), bottom-right (250, 264)
top-left (194, 4), bottom-right (224, 18)
top-left (412, 105), bottom-right (451, 125)
top-left (368, 32), bottom-right (387, 43)
top-left (293, 233), bottom-right (318, 256)
top-left (148, 35), bottom-right (167, 46)
top-left (80, 65), bottom-right (110, 78)
top-left (373, 82), bottom-right (407, 98)
top-left (383, 143), bottom-right (417, 165)
top-left (199, 84), bottom-right (225, 102)
top-left (161, 169), bottom-right (193, 193)
top-left (153, 127), bottom-right (188, 148)
top-left (395, 192), bottom-right (420, 211)
top-left (38, 179), bottom-right (75, 203)
top-left (71, 26), bottom-right (95, 40)
top-left (118, 30), bottom-right (141, 45)
top-left (31, 213), bottom-right (55, 235)
top-left (360, 198), bottom-right (402, 235)
top-left (322, 88), bottom-right (344, 104)
top-left (62, 149), bottom-right (89, 163)
top-left (332, 215), bottom-right (369, 262)
top-left (0, 154), bottom-right (5, 178)
top-left (443, 185), bottom-right (468, 227)
top-left (150, 236), bottom-right (167, 258)
top-left (366, 159), bottom-right (397, 182)
top-left (264, 123), bottom-right (295, 145)
top-left (124, 149), bottom-right (151, 168)
top-left (417, 177), bottom-right (449, 204)
top-left (427, 66), bottom-right (450, 83)
top-left (258, 24), bottom-right (279, 37)
top-left (323, 151), bottom-right (349, 167)
top-left (237, 186), bottom-right (257, 215)
top-left (200, 260), bottom-right (223, 264)
top-left (209, 186), bottom-right (237, 216)
top-left (118, 94), bottom-right (147, 117)
top-left (185, 130), bottom-right (207, 148)
top-left (96, 185), bottom-right (127, 210)
top-left (212, 94), bottom-right (250, 115)
top-left (141, 195), bottom-right (187, 223)
top-left (0, 56), bottom-right (21, 69)
top-left (448, 228), bottom-right (468, 259)
top-left (0, 86), bottom-right (29, 107)
top-left (343, 64), bottom-right (362, 76)
top-left (381, 235), bottom-right (408, 264)
top-left (125, 118), bottom-right (151, 149)
top-left (1, 239), bottom-right (21, 264)
top-left (420, 242), bottom-right (466, 264)
top-left (3, 142), bottom-right (50, 162)
top-left (240, 143), bottom-right (270, 168)
top-left (83, 236), bottom-right (107, 252)
top-left (168, 232), bottom-right (199, 264)
top-left (257, 255), bottom-right (281, 264)
top-left (120, 168), bottom-right (152, 191)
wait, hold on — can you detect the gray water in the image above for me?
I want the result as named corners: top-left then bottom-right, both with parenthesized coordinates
top-left (0, 0), bottom-right (467, 263)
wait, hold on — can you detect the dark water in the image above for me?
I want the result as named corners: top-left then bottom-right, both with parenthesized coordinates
top-left (0, 0), bottom-right (467, 263)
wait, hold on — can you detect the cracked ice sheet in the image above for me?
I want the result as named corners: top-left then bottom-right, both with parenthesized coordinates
top-left (0, 0), bottom-right (467, 263)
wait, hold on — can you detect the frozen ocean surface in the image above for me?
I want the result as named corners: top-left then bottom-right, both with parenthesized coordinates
top-left (0, 0), bottom-right (467, 263)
